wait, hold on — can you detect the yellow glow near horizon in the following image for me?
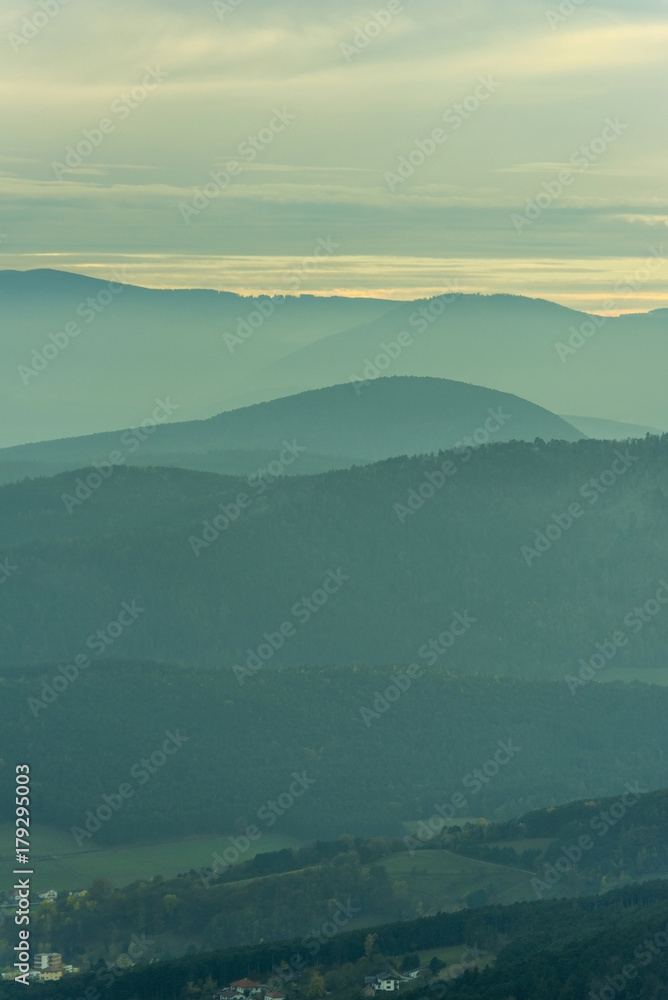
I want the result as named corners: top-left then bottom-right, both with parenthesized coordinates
top-left (1, 252), bottom-right (666, 315)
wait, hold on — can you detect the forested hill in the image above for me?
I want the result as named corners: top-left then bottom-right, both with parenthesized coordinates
top-left (15, 882), bottom-right (668, 1000)
top-left (1, 435), bottom-right (668, 672)
top-left (446, 784), bottom-right (668, 893)
top-left (0, 376), bottom-right (582, 485)
top-left (3, 661), bottom-right (668, 841)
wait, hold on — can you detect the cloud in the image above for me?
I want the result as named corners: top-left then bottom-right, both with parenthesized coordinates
top-left (0, 0), bottom-right (666, 306)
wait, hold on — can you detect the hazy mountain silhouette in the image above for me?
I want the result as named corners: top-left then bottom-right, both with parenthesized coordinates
top-left (3, 270), bottom-right (667, 450)
top-left (267, 293), bottom-right (668, 430)
top-left (1, 268), bottom-right (392, 448)
top-left (0, 376), bottom-right (582, 484)
top-left (562, 415), bottom-right (663, 439)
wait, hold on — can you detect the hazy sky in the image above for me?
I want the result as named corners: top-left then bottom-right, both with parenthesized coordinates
top-left (2, 0), bottom-right (667, 309)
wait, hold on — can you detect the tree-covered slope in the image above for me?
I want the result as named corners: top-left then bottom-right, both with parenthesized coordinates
top-left (3, 662), bottom-right (668, 842)
top-left (13, 882), bottom-right (668, 1000)
top-left (1, 435), bottom-right (668, 673)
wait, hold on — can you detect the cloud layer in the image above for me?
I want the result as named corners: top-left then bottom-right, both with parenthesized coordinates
top-left (2, 0), bottom-right (667, 306)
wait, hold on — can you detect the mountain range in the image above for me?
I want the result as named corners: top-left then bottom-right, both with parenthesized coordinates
top-left (3, 269), bottom-right (668, 451)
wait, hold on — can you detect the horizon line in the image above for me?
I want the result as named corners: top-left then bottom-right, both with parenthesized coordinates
top-left (1, 261), bottom-right (666, 317)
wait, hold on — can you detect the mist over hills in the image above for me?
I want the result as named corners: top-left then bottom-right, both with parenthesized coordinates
top-left (0, 377), bottom-right (583, 485)
top-left (3, 269), bottom-right (668, 451)
top-left (269, 293), bottom-right (668, 431)
top-left (0, 268), bottom-right (392, 448)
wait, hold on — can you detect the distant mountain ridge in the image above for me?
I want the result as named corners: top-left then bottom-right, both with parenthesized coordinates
top-left (266, 291), bottom-right (668, 430)
top-left (0, 376), bottom-right (583, 485)
top-left (562, 415), bottom-right (663, 440)
top-left (2, 268), bottom-right (667, 450)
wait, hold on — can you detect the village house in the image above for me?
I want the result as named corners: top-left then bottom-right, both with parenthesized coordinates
top-left (363, 974), bottom-right (401, 993)
top-left (215, 976), bottom-right (285, 1000)
top-left (229, 980), bottom-right (264, 997)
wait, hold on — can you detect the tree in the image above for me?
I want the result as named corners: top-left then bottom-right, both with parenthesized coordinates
top-left (89, 878), bottom-right (113, 902)
top-left (307, 972), bottom-right (325, 999)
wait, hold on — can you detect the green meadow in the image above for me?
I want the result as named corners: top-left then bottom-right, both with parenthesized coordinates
top-left (0, 825), bottom-right (301, 893)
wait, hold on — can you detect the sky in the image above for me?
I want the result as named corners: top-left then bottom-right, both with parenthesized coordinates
top-left (1, 0), bottom-right (668, 310)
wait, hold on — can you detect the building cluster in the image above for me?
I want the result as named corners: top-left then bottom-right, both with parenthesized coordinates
top-left (3, 888), bottom-right (58, 906)
top-left (25, 953), bottom-right (79, 982)
top-left (362, 972), bottom-right (414, 994)
top-left (211, 970), bottom-right (418, 999)
top-left (214, 978), bottom-right (286, 1000)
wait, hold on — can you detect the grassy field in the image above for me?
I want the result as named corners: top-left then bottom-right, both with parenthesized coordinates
top-left (482, 837), bottom-right (554, 853)
top-left (381, 848), bottom-right (535, 913)
top-left (415, 944), bottom-right (496, 975)
top-left (0, 824), bottom-right (301, 892)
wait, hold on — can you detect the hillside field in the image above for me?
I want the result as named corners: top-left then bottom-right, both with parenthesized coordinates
top-left (0, 825), bottom-right (301, 893)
